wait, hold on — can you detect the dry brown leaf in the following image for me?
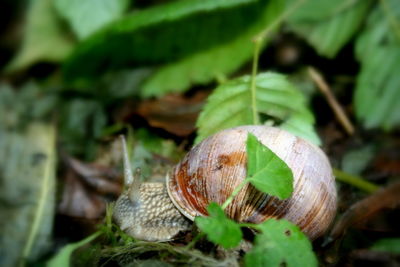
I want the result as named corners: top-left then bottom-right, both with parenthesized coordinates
top-left (137, 91), bottom-right (209, 136)
top-left (58, 169), bottom-right (106, 219)
top-left (58, 154), bottom-right (123, 219)
top-left (66, 156), bottom-right (122, 195)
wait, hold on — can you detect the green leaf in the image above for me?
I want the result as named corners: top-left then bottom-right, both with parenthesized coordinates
top-left (5, 0), bottom-right (74, 72)
top-left (46, 232), bottom-right (101, 267)
top-left (354, 0), bottom-right (400, 130)
top-left (279, 111), bottom-right (320, 145)
top-left (245, 219), bottom-right (317, 267)
top-left (246, 133), bottom-right (293, 199)
top-left (140, 0), bottom-right (285, 97)
top-left (287, 0), bottom-right (372, 57)
top-left (195, 202), bottom-right (242, 249)
top-left (370, 238), bottom-right (400, 254)
top-left (54, 0), bottom-right (129, 39)
top-left (99, 68), bottom-right (153, 98)
top-left (0, 122), bottom-right (57, 266)
top-left (355, 0), bottom-right (400, 59)
top-left (62, 0), bottom-right (267, 81)
top-left (135, 128), bottom-right (184, 161)
top-left (287, 0), bottom-right (354, 22)
top-left (196, 72), bottom-right (320, 145)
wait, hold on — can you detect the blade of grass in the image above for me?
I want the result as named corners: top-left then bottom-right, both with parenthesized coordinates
top-left (333, 168), bottom-right (379, 193)
top-left (21, 123), bottom-right (56, 266)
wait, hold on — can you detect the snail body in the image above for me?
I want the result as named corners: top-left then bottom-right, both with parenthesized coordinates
top-left (113, 126), bottom-right (337, 241)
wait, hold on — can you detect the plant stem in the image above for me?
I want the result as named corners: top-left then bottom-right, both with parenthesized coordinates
top-left (239, 222), bottom-right (256, 228)
top-left (21, 124), bottom-right (56, 267)
top-left (250, 40), bottom-right (261, 125)
top-left (254, 0), bottom-right (306, 41)
top-left (308, 67), bottom-right (355, 135)
top-left (221, 179), bottom-right (249, 210)
top-left (333, 168), bottom-right (379, 193)
top-left (249, 0), bottom-right (305, 125)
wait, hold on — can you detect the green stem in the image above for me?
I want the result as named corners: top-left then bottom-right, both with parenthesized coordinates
top-left (249, 0), bottom-right (305, 125)
top-left (250, 40), bottom-right (261, 125)
top-left (21, 124), bottom-right (56, 267)
top-left (221, 179), bottom-right (249, 210)
top-left (254, 0), bottom-right (306, 41)
top-left (333, 168), bottom-right (379, 193)
top-left (239, 222), bottom-right (256, 229)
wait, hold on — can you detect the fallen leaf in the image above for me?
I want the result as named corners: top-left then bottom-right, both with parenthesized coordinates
top-left (136, 91), bottom-right (209, 136)
top-left (58, 169), bottom-right (106, 220)
top-left (65, 155), bottom-right (122, 196)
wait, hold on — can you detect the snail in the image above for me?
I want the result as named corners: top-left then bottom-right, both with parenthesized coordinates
top-left (113, 126), bottom-right (337, 241)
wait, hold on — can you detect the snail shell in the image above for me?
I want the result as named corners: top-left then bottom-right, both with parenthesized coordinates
top-left (167, 126), bottom-right (337, 239)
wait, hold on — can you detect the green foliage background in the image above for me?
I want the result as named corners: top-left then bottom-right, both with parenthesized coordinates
top-left (1, 0), bottom-right (400, 265)
top-left (4, 0), bottom-right (399, 153)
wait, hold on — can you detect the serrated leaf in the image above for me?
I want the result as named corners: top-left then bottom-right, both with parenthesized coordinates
top-left (355, 0), bottom-right (400, 59)
top-left (370, 238), bottom-right (400, 254)
top-left (287, 0), bottom-right (372, 57)
top-left (196, 72), bottom-right (320, 145)
top-left (54, 0), bottom-right (129, 39)
top-left (62, 0), bottom-right (259, 81)
top-left (354, 0), bottom-right (400, 129)
top-left (195, 202), bottom-right (242, 249)
top-left (246, 133), bottom-right (293, 199)
top-left (280, 112), bottom-right (320, 145)
top-left (140, 0), bottom-right (285, 97)
top-left (5, 0), bottom-right (74, 72)
top-left (355, 48), bottom-right (400, 129)
top-left (245, 219), bottom-right (317, 267)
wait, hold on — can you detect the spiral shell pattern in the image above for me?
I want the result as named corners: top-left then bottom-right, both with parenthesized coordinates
top-left (167, 126), bottom-right (337, 239)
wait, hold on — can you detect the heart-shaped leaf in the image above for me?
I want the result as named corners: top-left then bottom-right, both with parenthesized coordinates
top-left (246, 133), bottom-right (293, 200)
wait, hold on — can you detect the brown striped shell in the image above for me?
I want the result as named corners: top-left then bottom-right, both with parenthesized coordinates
top-left (167, 126), bottom-right (337, 240)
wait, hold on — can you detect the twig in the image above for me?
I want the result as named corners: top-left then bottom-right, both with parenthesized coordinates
top-left (308, 67), bottom-right (355, 135)
top-left (333, 168), bottom-right (379, 193)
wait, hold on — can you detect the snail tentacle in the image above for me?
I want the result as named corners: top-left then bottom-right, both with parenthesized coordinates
top-left (120, 135), bottom-right (141, 204)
